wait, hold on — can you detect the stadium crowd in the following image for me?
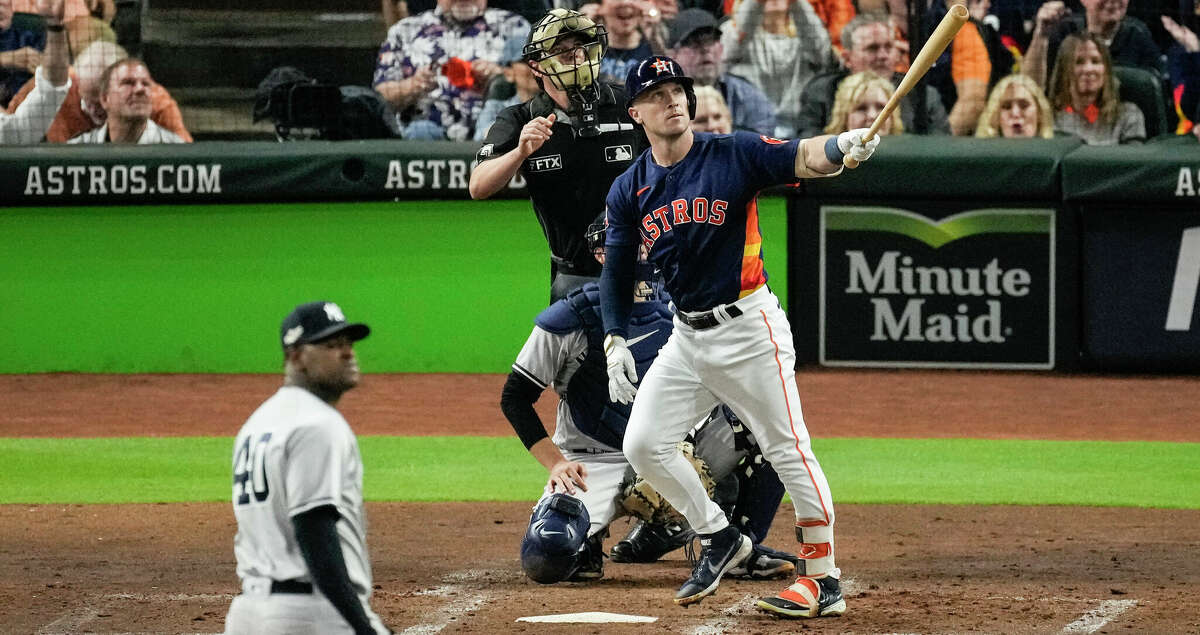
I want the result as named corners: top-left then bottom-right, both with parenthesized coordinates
top-left (1, 0), bottom-right (1198, 144)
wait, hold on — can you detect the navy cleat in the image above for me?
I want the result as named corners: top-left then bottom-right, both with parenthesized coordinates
top-left (611, 520), bottom-right (695, 563)
top-left (673, 526), bottom-right (752, 606)
top-left (756, 574), bottom-right (846, 618)
top-left (727, 543), bottom-right (799, 580)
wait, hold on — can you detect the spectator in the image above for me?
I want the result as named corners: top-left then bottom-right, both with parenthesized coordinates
top-left (0, 0), bottom-right (67, 144)
top-left (14, 0), bottom-right (114, 57)
top-left (373, 0), bottom-right (529, 141)
top-left (917, 0), bottom-right (995, 135)
top-left (473, 35), bottom-right (539, 141)
top-left (669, 8), bottom-right (776, 135)
top-left (823, 69), bottom-right (900, 134)
top-left (6, 40), bottom-right (190, 142)
top-left (67, 57), bottom-right (183, 143)
top-left (1048, 31), bottom-right (1145, 144)
top-left (974, 72), bottom-right (1055, 137)
top-left (691, 83), bottom-right (732, 132)
top-left (885, 0), bottom-right (990, 135)
top-left (1065, 0), bottom-right (1178, 55)
top-left (721, 0), bottom-right (836, 137)
top-left (0, 0), bottom-right (44, 108)
top-left (1023, 0), bottom-right (1164, 92)
top-left (989, 0), bottom-right (1043, 53)
top-left (796, 13), bottom-right (949, 138)
top-left (1162, 13), bottom-right (1200, 137)
top-left (595, 0), bottom-right (663, 84)
top-left (807, 0), bottom-right (855, 52)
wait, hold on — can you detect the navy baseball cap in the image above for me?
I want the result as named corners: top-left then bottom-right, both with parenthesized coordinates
top-left (280, 301), bottom-right (370, 349)
top-left (625, 55), bottom-right (694, 108)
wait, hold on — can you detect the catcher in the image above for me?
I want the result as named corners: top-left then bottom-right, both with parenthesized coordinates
top-left (501, 217), bottom-right (799, 583)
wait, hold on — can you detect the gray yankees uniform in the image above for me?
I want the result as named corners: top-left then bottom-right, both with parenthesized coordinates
top-left (225, 301), bottom-right (387, 635)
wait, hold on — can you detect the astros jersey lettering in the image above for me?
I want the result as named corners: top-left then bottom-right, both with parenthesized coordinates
top-left (231, 386), bottom-right (374, 599)
top-left (605, 131), bottom-right (800, 312)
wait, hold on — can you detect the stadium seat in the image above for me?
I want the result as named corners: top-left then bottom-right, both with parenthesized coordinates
top-left (1114, 65), bottom-right (1169, 139)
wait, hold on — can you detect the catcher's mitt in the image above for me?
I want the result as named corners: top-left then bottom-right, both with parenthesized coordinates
top-left (619, 440), bottom-right (716, 524)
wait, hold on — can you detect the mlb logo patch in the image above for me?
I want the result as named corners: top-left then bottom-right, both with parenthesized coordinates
top-left (528, 154), bottom-right (563, 172)
top-left (605, 145), bottom-right (633, 162)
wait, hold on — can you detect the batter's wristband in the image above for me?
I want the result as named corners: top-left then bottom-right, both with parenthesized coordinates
top-left (824, 136), bottom-right (844, 164)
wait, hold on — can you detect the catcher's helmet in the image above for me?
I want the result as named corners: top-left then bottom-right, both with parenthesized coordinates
top-left (523, 9), bottom-right (608, 92)
top-left (624, 55), bottom-right (697, 119)
top-left (520, 493), bottom-right (591, 583)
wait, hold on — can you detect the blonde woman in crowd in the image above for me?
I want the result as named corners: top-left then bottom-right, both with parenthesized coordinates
top-left (691, 84), bottom-right (733, 134)
top-left (1047, 32), bottom-right (1145, 145)
top-left (975, 74), bottom-right (1055, 139)
top-left (823, 70), bottom-right (902, 135)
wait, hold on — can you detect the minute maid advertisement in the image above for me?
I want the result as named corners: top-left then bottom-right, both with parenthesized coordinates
top-left (820, 206), bottom-right (1055, 369)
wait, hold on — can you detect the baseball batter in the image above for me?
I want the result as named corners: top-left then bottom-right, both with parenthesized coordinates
top-left (501, 219), bottom-right (801, 583)
top-left (600, 56), bottom-right (878, 616)
top-left (224, 301), bottom-right (390, 635)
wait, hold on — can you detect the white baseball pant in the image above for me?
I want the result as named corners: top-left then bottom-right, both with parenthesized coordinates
top-left (622, 286), bottom-right (837, 575)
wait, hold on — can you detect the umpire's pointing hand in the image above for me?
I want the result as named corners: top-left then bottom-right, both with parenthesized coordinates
top-left (605, 335), bottom-right (638, 404)
top-left (518, 113), bottom-right (556, 156)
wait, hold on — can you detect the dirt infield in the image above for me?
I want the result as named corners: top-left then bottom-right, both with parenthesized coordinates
top-left (2, 371), bottom-right (1198, 634)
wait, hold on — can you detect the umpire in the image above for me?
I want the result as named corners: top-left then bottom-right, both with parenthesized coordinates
top-left (469, 8), bottom-right (646, 303)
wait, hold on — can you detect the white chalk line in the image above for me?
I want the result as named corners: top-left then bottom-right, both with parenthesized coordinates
top-left (38, 592), bottom-right (232, 634)
top-left (396, 569), bottom-right (497, 635)
top-left (1059, 599), bottom-right (1138, 634)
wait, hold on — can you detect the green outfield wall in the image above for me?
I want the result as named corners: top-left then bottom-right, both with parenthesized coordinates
top-left (3, 136), bottom-right (1198, 373)
top-left (0, 198), bottom-right (789, 373)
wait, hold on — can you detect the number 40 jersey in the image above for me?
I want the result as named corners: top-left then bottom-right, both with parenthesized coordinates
top-left (231, 386), bottom-right (374, 598)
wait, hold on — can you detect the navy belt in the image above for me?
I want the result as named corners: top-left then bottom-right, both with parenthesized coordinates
top-left (270, 579), bottom-right (313, 594)
top-left (677, 305), bottom-right (743, 330)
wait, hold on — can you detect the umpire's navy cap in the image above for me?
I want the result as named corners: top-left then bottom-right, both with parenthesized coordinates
top-left (280, 301), bottom-right (370, 349)
top-left (625, 55), bottom-right (694, 108)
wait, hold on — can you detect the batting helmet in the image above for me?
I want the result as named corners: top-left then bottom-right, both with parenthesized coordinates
top-left (624, 55), bottom-right (697, 119)
top-left (524, 9), bottom-right (608, 92)
top-left (520, 493), bottom-right (591, 583)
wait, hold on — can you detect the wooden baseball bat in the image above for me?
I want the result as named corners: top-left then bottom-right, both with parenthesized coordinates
top-left (843, 3), bottom-right (970, 168)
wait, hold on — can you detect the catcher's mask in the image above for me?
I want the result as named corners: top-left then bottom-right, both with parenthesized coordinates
top-left (525, 9), bottom-right (608, 137)
top-left (586, 213), bottom-right (660, 301)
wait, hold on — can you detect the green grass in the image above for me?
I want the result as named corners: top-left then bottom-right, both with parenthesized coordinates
top-left (1, 437), bottom-right (1197, 508)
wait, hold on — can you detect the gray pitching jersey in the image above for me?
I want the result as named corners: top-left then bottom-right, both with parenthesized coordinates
top-left (232, 386), bottom-right (374, 599)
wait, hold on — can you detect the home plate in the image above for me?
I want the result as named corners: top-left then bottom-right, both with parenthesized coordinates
top-left (517, 611), bottom-right (658, 624)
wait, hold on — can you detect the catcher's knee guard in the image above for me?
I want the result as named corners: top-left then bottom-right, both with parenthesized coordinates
top-left (520, 493), bottom-right (591, 583)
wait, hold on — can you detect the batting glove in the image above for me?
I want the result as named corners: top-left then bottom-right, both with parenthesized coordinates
top-left (837, 128), bottom-right (881, 163)
top-left (604, 334), bottom-right (638, 405)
